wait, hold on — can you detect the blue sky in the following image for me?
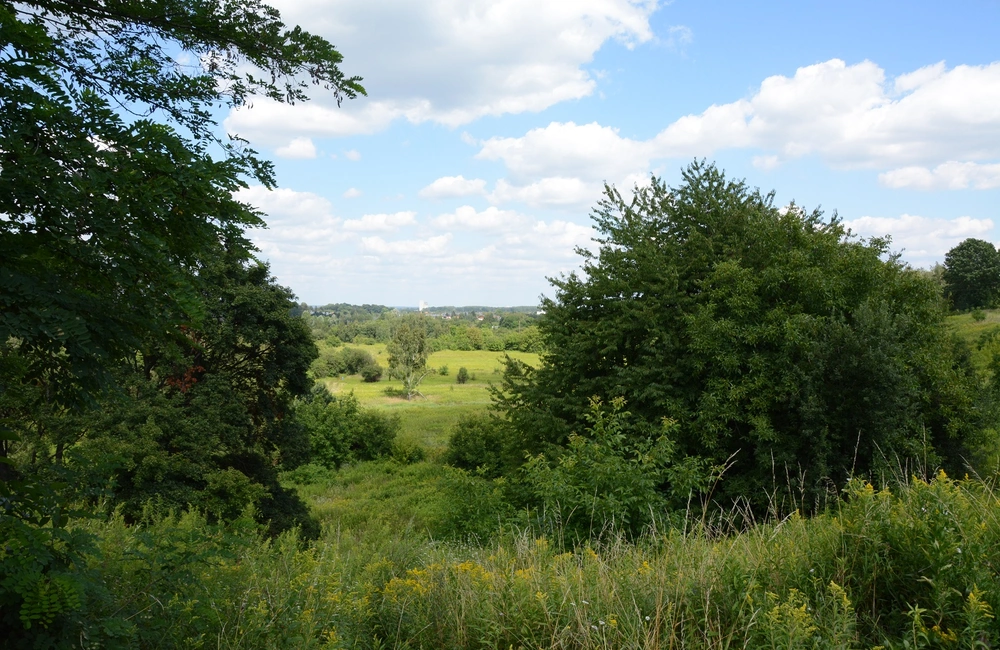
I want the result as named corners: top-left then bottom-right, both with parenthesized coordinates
top-left (226, 0), bottom-right (1000, 307)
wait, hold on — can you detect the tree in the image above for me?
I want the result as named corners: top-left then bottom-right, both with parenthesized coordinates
top-left (495, 162), bottom-right (990, 511)
top-left (943, 238), bottom-right (1000, 311)
top-left (0, 3), bottom-right (361, 641)
top-left (0, 0), bottom-right (363, 405)
top-left (23, 256), bottom-right (321, 536)
top-left (388, 317), bottom-right (430, 400)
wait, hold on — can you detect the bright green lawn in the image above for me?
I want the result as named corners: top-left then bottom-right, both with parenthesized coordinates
top-left (318, 345), bottom-right (540, 452)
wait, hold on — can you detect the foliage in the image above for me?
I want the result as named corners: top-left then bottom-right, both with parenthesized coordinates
top-left (28, 471), bottom-right (1000, 648)
top-left (388, 316), bottom-right (430, 400)
top-left (0, 2), bottom-right (359, 640)
top-left (59, 258), bottom-right (320, 537)
top-left (0, 0), bottom-right (362, 404)
top-left (944, 238), bottom-right (1000, 311)
top-left (310, 346), bottom-right (378, 378)
top-left (444, 412), bottom-right (508, 479)
top-left (294, 387), bottom-right (399, 469)
top-left (523, 397), bottom-right (718, 542)
top-left (0, 469), bottom-right (97, 646)
top-left (456, 367), bottom-right (470, 384)
top-left (360, 361), bottom-right (383, 382)
top-left (495, 162), bottom-right (990, 510)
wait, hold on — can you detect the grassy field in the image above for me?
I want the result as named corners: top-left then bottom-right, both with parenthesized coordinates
top-left (318, 345), bottom-right (540, 453)
top-left (946, 308), bottom-right (1000, 371)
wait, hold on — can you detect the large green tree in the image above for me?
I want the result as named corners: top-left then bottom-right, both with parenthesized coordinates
top-left (943, 238), bottom-right (1000, 311)
top-left (0, 0), bottom-right (363, 403)
top-left (0, 2), bottom-right (361, 640)
top-left (496, 162), bottom-right (989, 510)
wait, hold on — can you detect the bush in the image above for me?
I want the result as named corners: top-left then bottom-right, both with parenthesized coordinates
top-left (973, 309), bottom-right (988, 322)
top-left (456, 367), bottom-right (469, 384)
top-left (497, 162), bottom-right (992, 511)
top-left (294, 388), bottom-right (399, 468)
top-left (309, 347), bottom-right (377, 378)
top-left (438, 365), bottom-right (449, 376)
top-left (360, 362), bottom-right (383, 382)
top-left (444, 413), bottom-right (507, 478)
top-left (524, 397), bottom-right (718, 541)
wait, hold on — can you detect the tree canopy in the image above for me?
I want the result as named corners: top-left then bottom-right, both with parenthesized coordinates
top-left (495, 162), bottom-right (990, 510)
top-left (0, 0), bottom-right (363, 403)
top-left (943, 238), bottom-right (1000, 311)
top-left (388, 316), bottom-right (430, 400)
top-left (0, 3), bottom-right (361, 639)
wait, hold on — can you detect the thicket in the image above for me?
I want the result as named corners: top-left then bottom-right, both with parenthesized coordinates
top-left (471, 163), bottom-right (995, 518)
top-left (293, 388), bottom-right (399, 469)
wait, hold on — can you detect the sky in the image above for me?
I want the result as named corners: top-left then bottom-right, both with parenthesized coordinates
top-left (224, 0), bottom-right (1000, 307)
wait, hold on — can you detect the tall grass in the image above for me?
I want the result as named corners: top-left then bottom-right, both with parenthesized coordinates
top-left (75, 472), bottom-right (1000, 648)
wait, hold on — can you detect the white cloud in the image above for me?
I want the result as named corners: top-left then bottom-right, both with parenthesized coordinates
top-left (664, 25), bottom-right (693, 50)
top-left (225, 0), bottom-right (660, 142)
top-left (343, 211), bottom-right (417, 232)
top-left (878, 161), bottom-right (1000, 190)
top-left (478, 121), bottom-right (653, 183)
top-left (237, 186), bottom-right (598, 303)
top-left (651, 59), bottom-right (1000, 168)
top-left (362, 234), bottom-right (452, 256)
top-left (344, 149), bottom-right (362, 161)
top-left (490, 177), bottom-right (605, 208)
top-left (842, 214), bottom-right (995, 266)
top-left (418, 175), bottom-right (488, 199)
top-left (472, 60), bottom-right (1000, 208)
top-left (343, 187), bottom-right (363, 199)
top-left (233, 186), bottom-right (351, 281)
top-left (275, 137), bottom-right (317, 159)
top-left (431, 205), bottom-right (527, 230)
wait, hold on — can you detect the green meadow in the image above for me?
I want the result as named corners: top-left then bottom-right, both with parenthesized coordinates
top-left (318, 345), bottom-right (540, 452)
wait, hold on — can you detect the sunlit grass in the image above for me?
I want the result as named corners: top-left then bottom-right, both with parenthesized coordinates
top-left (946, 309), bottom-right (1000, 371)
top-left (317, 345), bottom-right (540, 450)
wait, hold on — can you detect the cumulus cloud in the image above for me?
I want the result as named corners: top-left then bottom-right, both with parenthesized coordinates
top-left (475, 60), bottom-right (1000, 208)
top-left (343, 212), bottom-right (417, 232)
top-left (275, 137), bottom-right (317, 159)
top-left (344, 149), bottom-right (362, 161)
top-left (431, 205), bottom-right (527, 230)
top-left (878, 162), bottom-right (1000, 190)
top-left (343, 187), bottom-right (363, 199)
top-left (361, 234), bottom-right (452, 256)
top-left (233, 186), bottom-right (351, 281)
top-left (225, 0), bottom-right (660, 143)
top-left (418, 175), bottom-right (488, 199)
top-left (842, 214), bottom-right (995, 266)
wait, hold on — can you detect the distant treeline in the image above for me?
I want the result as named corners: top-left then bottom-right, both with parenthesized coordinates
top-left (298, 303), bottom-right (544, 353)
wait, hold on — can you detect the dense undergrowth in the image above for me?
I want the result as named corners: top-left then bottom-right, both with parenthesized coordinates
top-left (23, 471), bottom-right (1000, 648)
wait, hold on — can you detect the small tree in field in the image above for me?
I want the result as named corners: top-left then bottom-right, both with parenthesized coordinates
top-left (388, 317), bottom-right (429, 400)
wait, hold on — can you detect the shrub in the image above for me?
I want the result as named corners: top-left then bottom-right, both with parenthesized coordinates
top-left (973, 309), bottom-right (987, 322)
top-left (456, 367), bottom-right (469, 384)
top-left (360, 362), bottom-right (383, 382)
top-left (497, 162), bottom-right (992, 511)
top-left (340, 347), bottom-right (377, 374)
top-left (523, 397), bottom-right (718, 541)
top-left (294, 388), bottom-right (399, 468)
top-left (438, 365), bottom-right (449, 376)
top-left (444, 413), bottom-right (507, 478)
